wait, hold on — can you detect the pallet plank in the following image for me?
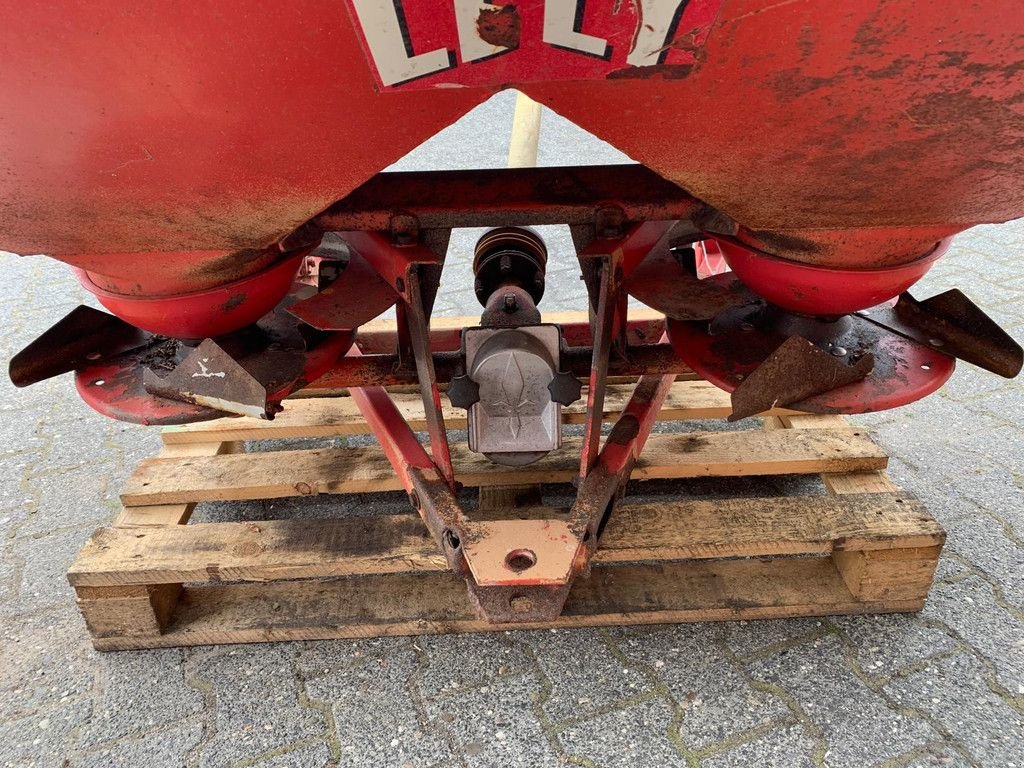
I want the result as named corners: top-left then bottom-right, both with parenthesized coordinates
top-left (121, 429), bottom-right (888, 506)
top-left (774, 414), bottom-right (899, 494)
top-left (87, 558), bottom-right (924, 650)
top-left (69, 493), bottom-right (938, 588)
top-left (160, 380), bottom-right (800, 444)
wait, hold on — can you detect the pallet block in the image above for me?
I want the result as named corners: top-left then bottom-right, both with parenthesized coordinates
top-left (67, 377), bottom-right (944, 651)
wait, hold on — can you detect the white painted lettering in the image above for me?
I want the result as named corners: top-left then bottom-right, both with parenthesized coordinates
top-left (542, 0), bottom-right (609, 58)
top-left (627, 0), bottom-right (689, 66)
top-left (350, 0), bottom-right (453, 86)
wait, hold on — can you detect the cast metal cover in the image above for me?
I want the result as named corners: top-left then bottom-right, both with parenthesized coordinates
top-left (464, 324), bottom-right (562, 466)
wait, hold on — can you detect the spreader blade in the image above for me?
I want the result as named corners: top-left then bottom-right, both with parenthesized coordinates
top-left (729, 336), bottom-right (875, 421)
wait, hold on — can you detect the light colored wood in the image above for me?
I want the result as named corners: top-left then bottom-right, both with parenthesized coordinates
top-left (121, 429), bottom-right (888, 506)
top-left (823, 472), bottom-right (900, 494)
top-left (833, 545), bottom-right (942, 601)
top-left (68, 494), bottom-right (940, 588)
top-left (115, 441), bottom-right (234, 527)
top-left (75, 584), bottom-right (181, 638)
top-left (162, 380), bottom-right (799, 444)
top-left (85, 558), bottom-right (925, 650)
top-left (772, 413), bottom-right (936, 597)
top-left (773, 413), bottom-right (898, 494)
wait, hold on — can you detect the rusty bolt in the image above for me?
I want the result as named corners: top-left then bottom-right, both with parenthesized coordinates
top-left (509, 595), bottom-right (534, 614)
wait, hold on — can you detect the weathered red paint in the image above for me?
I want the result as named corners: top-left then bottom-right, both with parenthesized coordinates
top-left (717, 237), bottom-right (951, 316)
top-left (2, 0), bottom-right (1022, 286)
top-left (75, 250), bottom-right (307, 339)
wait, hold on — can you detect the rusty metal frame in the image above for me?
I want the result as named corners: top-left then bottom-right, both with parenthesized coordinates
top-left (329, 216), bottom-right (682, 624)
top-left (294, 165), bottom-right (701, 240)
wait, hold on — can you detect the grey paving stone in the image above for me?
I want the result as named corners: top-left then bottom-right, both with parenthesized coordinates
top-left (68, 720), bottom-right (205, 768)
top-left (295, 636), bottom-right (409, 679)
top-left (251, 740), bottom-right (334, 767)
top-left (943, 517), bottom-right (1024, 610)
top-left (77, 648), bottom-right (203, 748)
top-left (0, 698), bottom-right (91, 768)
top-left (719, 618), bottom-right (827, 661)
top-left (893, 743), bottom-right (972, 768)
top-left (6, 525), bottom-right (96, 615)
top-left (0, 607), bottom-right (95, 722)
top-left (921, 576), bottom-right (1024, 695)
top-left (527, 628), bottom-right (658, 724)
top-left (425, 671), bottom-right (560, 768)
top-left (0, 549), bottom-right (18, 607)
top-left (747, 635), bottom-right (939, 767)
top-left (699, 724), bottom-right (817, 768)
top-left (31, 401), bottom-right (122, 476)
top-left (612, 624), bottom-right (790, 750)
top-left (305, 645), bottom-right (455, 767)
top-left (414, 632), bottom-right (531, 698)
top-left (932, 554), bottom-right (973, 584)
top-left (885, 654), bottom-right (1024, 767)
top-left (16, 463), bottom-right (115, 540)
top-left (196, 646), bottom-right (327, 768)
top-left (558, 697), bottom-right (686, 768)
top-left (831, 614), bottom-right (959, 680)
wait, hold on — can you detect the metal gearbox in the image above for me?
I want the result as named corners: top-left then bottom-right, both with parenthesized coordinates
top-left (462, 324), bottom-right (563, 466)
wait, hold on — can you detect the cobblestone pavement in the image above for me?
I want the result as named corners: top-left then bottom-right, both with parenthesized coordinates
top-left (2, 93), bottom-right (1023, 767)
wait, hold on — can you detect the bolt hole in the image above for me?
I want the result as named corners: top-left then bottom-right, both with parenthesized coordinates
top-left (443, 530), bottom-right (461, 550)
top-left (505, 548), bottom-right (537, 573)
top-left (929, 338), bottom-right (944, 347)
top-left (93, 379), bottom-right (105, 386)
top-left (920, 363), bottom-right (932, 371)
top-left (395, 276), bottom-right (405, 292)
top-left (85, 352), bottom-right (101, 361)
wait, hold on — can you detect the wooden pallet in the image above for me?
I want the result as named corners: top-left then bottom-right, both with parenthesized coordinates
top-left (68, 379), bottom-right (944, 650)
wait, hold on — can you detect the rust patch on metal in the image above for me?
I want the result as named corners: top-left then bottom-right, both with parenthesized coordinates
top-left (606, 413), bottom-right (640, 445)
top-left (477, 5), bottom-right (520, 49)
top-left (741, 229), bottom-right (826, 257)
top-left (221, 292), bottom-right (246, 311)
top-left (608, 63), bottom-right (695, 80)
top-left (191, 248), bottom-right (277, 282)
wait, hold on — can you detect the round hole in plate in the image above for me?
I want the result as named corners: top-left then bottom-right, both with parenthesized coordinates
top-left (929, 338), bottom-right (944, 347)
top-left (85, 352), bottom-right (101, 361)
top-left (920, 364), bottom-right (931, 371)
top-left (93, 379), bottom-right (105, 386)
top-left (505, 548), bottom-right (537, 573)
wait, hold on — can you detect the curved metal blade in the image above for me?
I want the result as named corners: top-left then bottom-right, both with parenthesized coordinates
top-left (858, 289), bottom-right (1023, 378)
top-left (729, 336), bottom-right (874, 421)
top-left (625, 245), bottom-right (752, 321)
top-left (10, 305), bottom-right (147, 387)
